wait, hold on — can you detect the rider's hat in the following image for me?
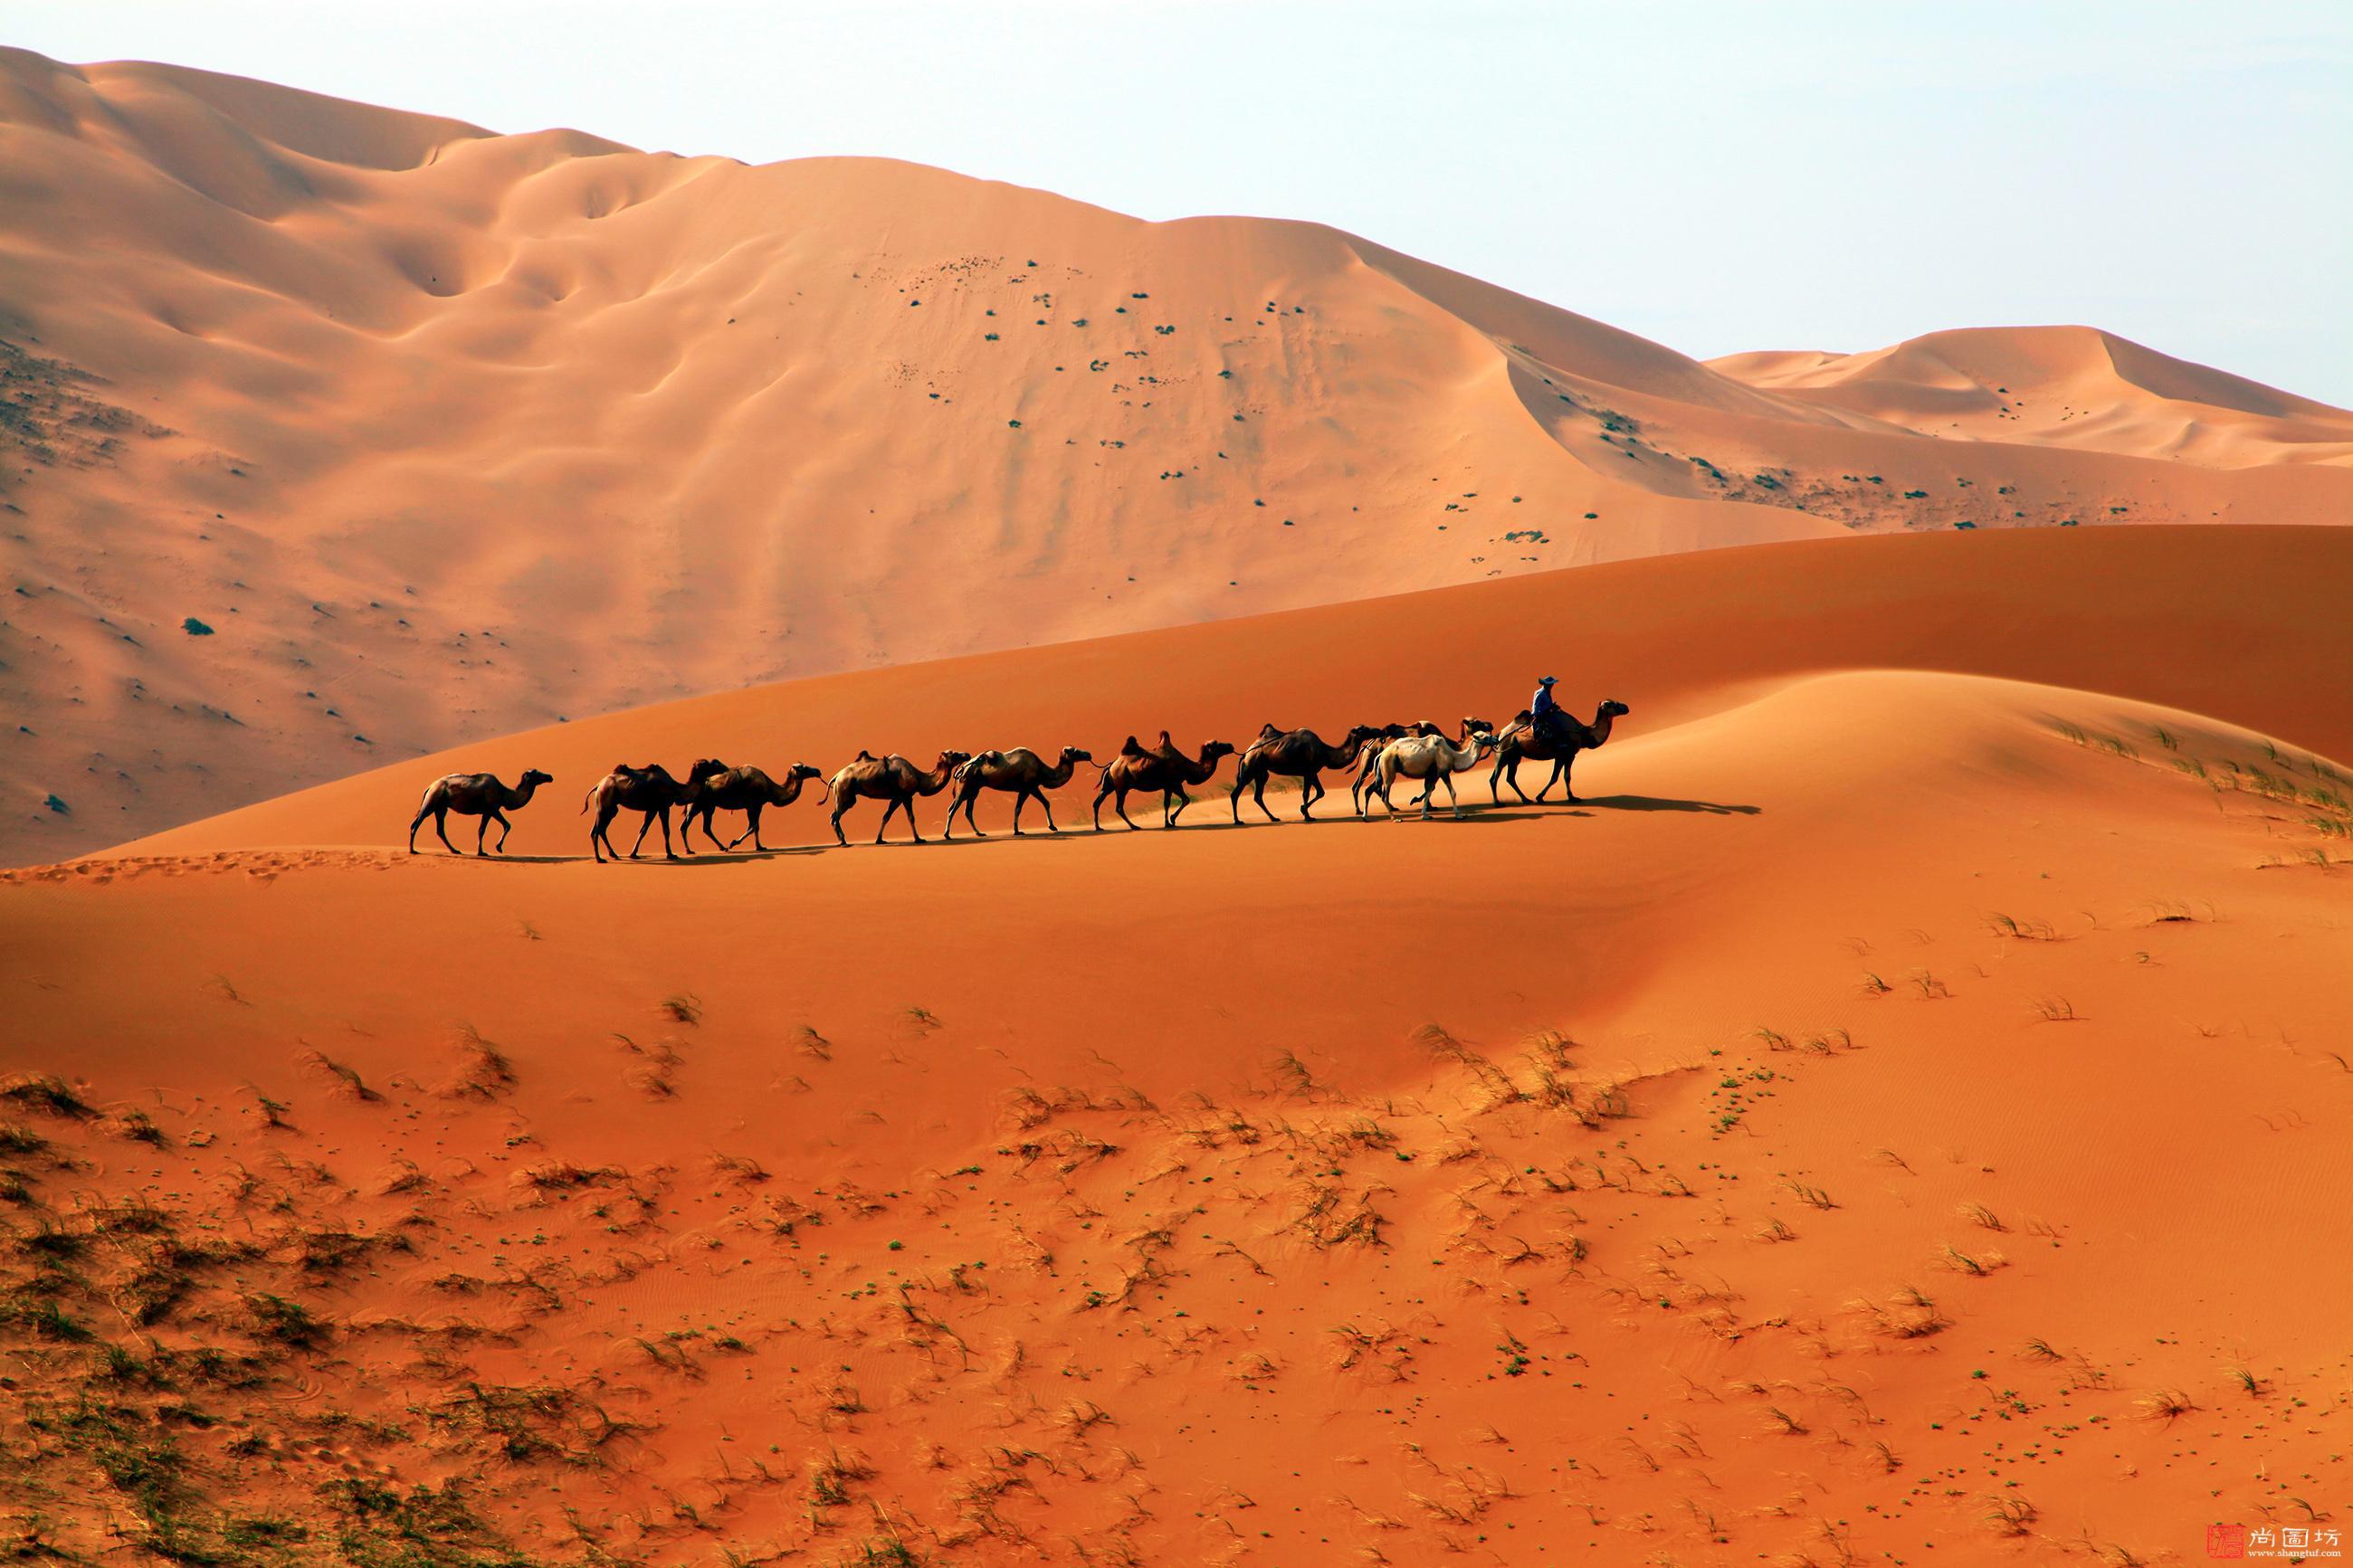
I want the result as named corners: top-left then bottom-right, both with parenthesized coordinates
top-left (1538, 675), bottom-right (1558, 686)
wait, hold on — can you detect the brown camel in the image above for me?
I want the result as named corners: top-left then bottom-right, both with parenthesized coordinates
top-left (1229, 723), bottom-right (1399, 822)
top-left (1092, 732), bottom-right (1235, 831)
top-left (943, 746), bottom-right (1094, 839)
top-left (583, 759), bottom-right (727, 863)
top-left (1490, 699), bottom-right (1630, 804)
top-left (827, 749), bottom-right (971, 845)
top-left (681, 763), bottom-right (827, 853)
top-left (1350, 717), bottom-right (1492, 813)
top-left (407, 769), bottom-right (554, 857)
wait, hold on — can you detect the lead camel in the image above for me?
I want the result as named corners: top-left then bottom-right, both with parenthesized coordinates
top-left (1489, 699), bottom-right (1630, 804)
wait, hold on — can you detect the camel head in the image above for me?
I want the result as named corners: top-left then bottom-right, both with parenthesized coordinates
top-left (1342, 724), bottom-right (1386, 746)
top-left (789, 763), bottom-right (824, 785)
top-left (520, 768), bottom-right (555, 788)
top-left (1600, 699), bottom-right (1631, 721)
top-left (937, 749), bottom-right (974, 772)
top-left (1203, 739), bottom-right (1238, 765)
top-left (1062, 746), bottom-right (1094, 765)
top-left (1462, 716), bottom-right (1494, 736)
top-left (688, 757), bottom-right (729, 782)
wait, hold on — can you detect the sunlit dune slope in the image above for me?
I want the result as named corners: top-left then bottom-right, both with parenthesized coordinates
top-left (4, 662), bottom-right (2348, 1563)
top-left (107, 524), bottom-right (2353, 859)
top-left (5, 47), bottom-right (2349, 862)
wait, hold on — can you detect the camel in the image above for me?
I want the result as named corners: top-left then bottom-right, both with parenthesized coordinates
top-left (1229, 723), bottom-right (1397, 823)
top-left (1350, 717), bottom-right (1493, 813)
top-left (943, 746), bottom-right (1093, 840)
top-left (681, 763), bottom-right (826, 853)
top-left (1362, 726), bottom-right (1499, 819)
top-left (828, 749), bottom-right (971, 845)
top-left (407, 769), bottom-right (554, 856)
top-left (1490, 699), bottom-right (1631, 804)
top-left (1092, 732), bottom-right (1235, 831)
top-left (583, 759), bottom-right (727, 863)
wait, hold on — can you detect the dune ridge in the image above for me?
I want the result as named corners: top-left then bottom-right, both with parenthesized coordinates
top-left (5, 46), bottom-right (2350, 864)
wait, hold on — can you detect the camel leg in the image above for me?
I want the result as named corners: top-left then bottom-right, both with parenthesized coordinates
top-left (1300, 772), bottom-right (1321, 822)
top-left (627, 810), bottom-right (656, 859)
top-left (1558, 752), bottom-right (1583, 804)
top-left (492, 810), bottom-right (513, 852)
top-left (1033, 790), bottom-right (1058, 834)
top-left (681, 806), bottom-right (710, 854)
top-left (1092, 787), bottom-right (1110, 832)
top-left (1252, 774), bottom-right (1279, 824)
top-left (475, 813), bottom-right (492, 856)
top-left (659, 808), bottom-right (679, 861)
top-left (831, 799), bottom-right (852, 847)
top-left (903, 796), bottom-right (926, 845)
top-left (1167, 787), bottom-right (1194, 828)
top-left (1498, 755), bottom-right (1532, 806)
top-left (737, 803), bottom-right (765, 852)
top-left (1443, 773), bottom-right (1462, 817)
top-left (406, 803), bottom-right (431, 854)
top-left (874, 798), bottom-right (898, 845)
top-left (1116, 789), bottom-right (1142, 832)
top-left (1228, 773), bottom-right (1245, 825)
top-left (1535, 760), bottom-right (1562, 803)
top-left (430, 806), bottom-right (460, 856)
top-left (1008, 791), bottom-right (1025, 836)
top-left (592, 804), bottom-right (616, 863)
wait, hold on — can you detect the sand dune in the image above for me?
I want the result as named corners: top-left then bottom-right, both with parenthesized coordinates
top-left (1713, 324), bottom-right (2353, 468)
top-left (5, 47), bottom-right (2350, 865)
top-left (5, 658), bottom-right (2347, 1562)
top-left (110, 524), bottom-right (2353, 859)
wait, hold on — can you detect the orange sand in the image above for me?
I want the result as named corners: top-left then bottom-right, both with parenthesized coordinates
top-left (5, 520), bottom-right (2350, 1561)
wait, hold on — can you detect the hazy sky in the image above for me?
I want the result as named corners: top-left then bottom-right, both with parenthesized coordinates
top-left (14, 2), bottom-right (2350, 404)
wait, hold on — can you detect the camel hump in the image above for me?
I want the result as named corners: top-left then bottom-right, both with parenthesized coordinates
top-left (1120, 735), bottom-right (1144, 755)
top-left (855, 748), bottom-right (874, 762)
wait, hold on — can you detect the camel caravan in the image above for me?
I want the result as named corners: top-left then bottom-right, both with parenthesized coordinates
top-left (405, 683), bottom-right (1629, 860)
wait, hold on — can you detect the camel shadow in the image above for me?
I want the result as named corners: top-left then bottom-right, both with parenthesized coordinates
top-left (1575, 794), bottom-right (1761, 816)
top-left (1375, 807), bottom-right (1567, 824)
top-left (414, 851), bottom-right (584, 865)
top-left (881, 831), bottom-right (1085, 849)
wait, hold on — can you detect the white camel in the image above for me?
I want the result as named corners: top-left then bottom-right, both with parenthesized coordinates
top-left (1360, 723), bottom-right (1497, 819)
